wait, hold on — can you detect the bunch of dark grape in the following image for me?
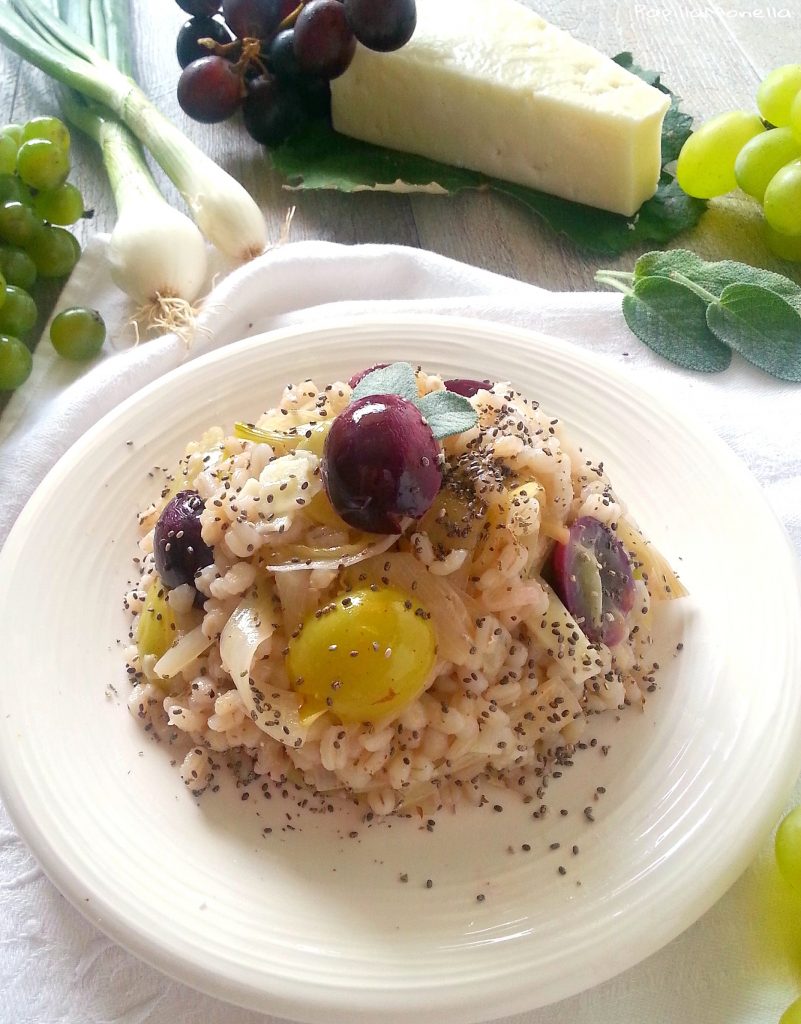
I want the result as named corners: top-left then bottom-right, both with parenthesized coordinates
top-left (174, 0), bottom-right (417, 147)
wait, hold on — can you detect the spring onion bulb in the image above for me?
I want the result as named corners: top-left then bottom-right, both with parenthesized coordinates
top-left (59, 90), bottom-right (208, 329)
top-left (0, 0), bottom-right (267, 261)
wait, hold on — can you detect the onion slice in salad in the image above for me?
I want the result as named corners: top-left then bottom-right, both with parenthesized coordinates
top-left (261, 532), bottom-right (399, 572)
top-left (153, 625), bottom-right (213, 679)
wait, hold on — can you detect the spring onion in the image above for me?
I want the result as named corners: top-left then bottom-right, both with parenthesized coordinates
top-left (0, 0), bottom-right (267, 261)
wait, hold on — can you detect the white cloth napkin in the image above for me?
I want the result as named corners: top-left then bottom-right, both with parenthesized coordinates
top-left (1, 238), bottom-right (800, 1024)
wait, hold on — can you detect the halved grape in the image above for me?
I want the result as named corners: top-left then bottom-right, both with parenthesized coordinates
top-left (243, 75), bottom-right (307, 146)
top-left (676, 111), bottom-right (765, 198)
top-left (32, 182), bottom-right (85, 226)
top-left (178, 56), bottom-right (244, 123)
top-left (0, 201), bottom-right (40, 246)
top-left (322, 393), bottom-right (442, 533)
top-left (26, 225), bottom-right (79, 278)
top-left (734, 127), bottom-right (801, 202)
top-left (551, 516), bottom-right (635, 647)
top-left (49, 306), bottom-right (106, 361)
top-left (757, 64), bottom-right (801, 127)
top-left (780, 998), bottom-right (801, 1024)
top-left (443, 377), bottom-right (492, 397)
top-left (294, 0), bottom-right (356, 79)
top-left (286, 584), bottom-right (436, 723)
top-left (344, 0), bottom-right (416, 52)
top-left (222, 0), bottom-right (283, 38)
top-left (764, 159), bottom-right (801, 235)
top-left (154, 490), bottom-right (215, 590)
top-left (137, 580), bottom-right (178, 661)
top-left (776, 805), bottom-right (801, 889)
top-left (21, 115), bottom-right (70, 151)
top-left (0, 285), bottom-right (37, 338)
top-left (16, 138), bottom-right (70, 191)
top-left (176, 15), bottom-right (233, 68)
top-left (0, 245), bottom-right (36, 290)
top-left (0, 333), bottom-right (32, 390)
top-left (347, 362), bottom-right (389, 387)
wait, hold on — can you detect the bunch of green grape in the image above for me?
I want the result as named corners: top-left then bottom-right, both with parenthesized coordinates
top-left (0, 114), bottom-right (105, 392)
top-left (676, 64), bottom-right (801, 262)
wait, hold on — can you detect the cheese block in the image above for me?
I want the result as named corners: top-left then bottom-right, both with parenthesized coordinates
top-left (330, 0), bottom-right (671, 216)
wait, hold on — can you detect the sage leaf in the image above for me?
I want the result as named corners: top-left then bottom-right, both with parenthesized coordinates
top-left (622, 276), bottom-right (732, 372)
top-left (417, 390), bottom-right (478, 440)
top-left (351, 361), bottom-right (418, 403)
top-left (634, 249), bottom-right (801, 310)
top-left (706, 283), bottom-right (801, 382)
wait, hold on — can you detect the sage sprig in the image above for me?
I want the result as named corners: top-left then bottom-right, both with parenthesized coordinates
top-left (596, 250), bottom-right (801, 381)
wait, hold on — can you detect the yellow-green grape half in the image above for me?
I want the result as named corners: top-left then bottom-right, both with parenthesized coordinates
top-left (775, 805), bottom-right (801, 888)
top-left (780, 997), bottom-right (801, 1024)
top-left (21, 115), bottom-right (70, 151)
top-left (0, 285), bottom-right (37, 338)
top-left (15, 138), bottom-right (69, 191)
top-left (286, 585), bottom-right (437, 724)
top-left (734, 128), bottom-right (801, 202)
top-left (32, 182), bottom-right (84, 227)
top-left (136, 580), bottom-right (178, 662)
top-left (766, 223), bottom-right (801, 262)
top-left (0, 333), bottom-right (32, 390)
top-left (677, 111), bottom-right (765, 198)
top-left (757, 64), bottom-right (801, 127)
top-left (764, 159), bottom-right (801, 235)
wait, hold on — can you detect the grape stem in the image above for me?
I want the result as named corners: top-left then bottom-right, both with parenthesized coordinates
top-left (278, 1), bottom-right (306, 31)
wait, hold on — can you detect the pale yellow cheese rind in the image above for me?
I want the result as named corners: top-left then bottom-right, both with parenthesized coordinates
top-left (331, 0), bottom-right (671, 216)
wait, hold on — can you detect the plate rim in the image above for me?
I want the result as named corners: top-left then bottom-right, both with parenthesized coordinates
top-left (1, 312), bottom-right (800, 1023)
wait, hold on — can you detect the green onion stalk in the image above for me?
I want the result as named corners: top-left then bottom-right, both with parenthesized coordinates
top-left (0, 0), bottom-right (267, 263)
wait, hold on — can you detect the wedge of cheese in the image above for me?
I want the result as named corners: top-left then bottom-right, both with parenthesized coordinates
top-left (331, 0), bottom-right (671, 216)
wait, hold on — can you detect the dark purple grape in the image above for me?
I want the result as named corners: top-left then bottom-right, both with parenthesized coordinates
top-left (154, 490), bottom-right (214, 591)
top-left (266, 29), bottom-right (300, 80)
top-left (297, 75), bottom-right (331, 119)
top-left (551, 517), bottom-right (635, 647)
top-left (177, 56), bottom-right (244, 123)
top-left (443, 378), bottom-right (493, 398)
top-left (347, 362), bottom-right (389, 388)
top-left (344, 0), bottom-right (415, 51)
top-left (176, 0), bottom-right (221, 16)
top-left (243, 75), bottom-right (307, 146)
top-left (176, 16), bottom-right (233, 68)
top-left (294, 0), bottom-right (356, 79)
top-left (322, 394), bottom-right (442, 533)
top-left (222, 0), bottom-right (283, 38)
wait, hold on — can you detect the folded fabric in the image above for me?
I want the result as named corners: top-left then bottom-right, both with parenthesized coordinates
top-left (0, 238), bottom-right (799, 1024)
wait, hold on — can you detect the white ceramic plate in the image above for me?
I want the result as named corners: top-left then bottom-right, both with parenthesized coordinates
top-left (1, 315), bottom-right (800, 1024)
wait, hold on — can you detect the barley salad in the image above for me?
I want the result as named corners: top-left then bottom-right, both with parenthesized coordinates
top-left (124, 361), bottom-right (686, 817)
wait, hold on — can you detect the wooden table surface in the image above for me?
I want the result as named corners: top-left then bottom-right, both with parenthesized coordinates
top-left (0, 0), bottom-right (799, 360)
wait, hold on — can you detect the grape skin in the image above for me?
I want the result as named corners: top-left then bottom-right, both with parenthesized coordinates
top-left (757, 64), bottom-right (801, 127)
top-left (677, 110), bottom-right (765, 198)
top-left (734, 127), bottom-right (801, 203)
top-left (764, 159), bottom-right (801, 236)
top-left (294, 0), bottom-right (356, 80)
top-left (0, 333), bottom-right (32, 391)
top-left (177, 55), bottom-right (244, 123)
top-left (49, 307), bottom-right (106, 361)
top-left (176, 16), bottom-right (233, 69)
top-left (16, 138), bottom-right (70, 191)
top-left (344, 0), bottom-right (416, 52)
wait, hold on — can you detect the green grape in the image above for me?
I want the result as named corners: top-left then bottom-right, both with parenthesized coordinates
top-left (0, 285), bottom-right (37, 338)
top-left (677, 111), bottom-right (765, 198)
top-left (0, 174), bottom-right (32, 206)
top-left (792, 90), bottom-right (801, 144)
top-left (49, 306), bottom-right (105, 361)
top-left (734, 127), bottom-right (801, 202)
top-left (764, 160), bottom-right (801, 235)
top-left (21, 115), bottom-right (70, 151)
top-left (0, 133), bottom-right (17, 175)
top-left (32, 182), bottom-right (84, 226)
top-left (780, 997), bottom-right (801, 1024)
top-left (0, 333), bottom-right (32, 390)
top-left (776, 805), bottom-right (801, 887)
top-left (15, 139), bottom-right (69, 191)
top-left (0, 270), bottom-right (5, 307)
top-left (0, 245), bottom-right (36, 290)
top-left (0, 200), bottom-right (41, 246)
top-left (766, 224), bottom-right (801, 262)
top-left (757, 64), bottom-right (801, 127)
top-left (26, 224), bottom-right (80, 278)
top-left (1, 124), bottom-right (24, 146)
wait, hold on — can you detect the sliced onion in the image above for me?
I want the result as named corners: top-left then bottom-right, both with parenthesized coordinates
top-left (153, 625), bottom-right (214, 679)
top-left (262, 532), bottom-right (399, 572)
top-left (219, 583), bottom-right (312, 748)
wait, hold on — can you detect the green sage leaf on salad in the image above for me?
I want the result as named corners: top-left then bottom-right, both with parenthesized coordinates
top-left (272, 55), bottom-right (705, 257)
top-left (706, 283), bottom-right (801, 382)
top-left (416, 389), bottom-right (478, 440)
top-left (351, 361), bottom-right (419, 403)
top-left (620, 275), bottom-right (732, 373)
